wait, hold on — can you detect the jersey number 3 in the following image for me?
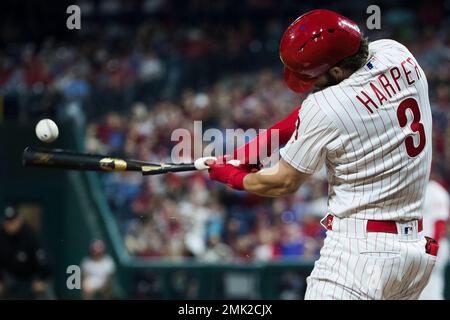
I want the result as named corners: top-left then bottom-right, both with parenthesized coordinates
top-left (397, 97), bottom-right (426, 157)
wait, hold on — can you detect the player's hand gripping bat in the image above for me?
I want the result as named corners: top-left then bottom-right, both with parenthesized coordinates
top-left (22, 147), bottom-right (239, 175)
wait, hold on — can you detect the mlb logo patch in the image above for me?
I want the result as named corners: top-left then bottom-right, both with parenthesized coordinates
top-left (403, 226), bottom-right (413, 235)
top-left (367, 61), bottom-right (374, 69)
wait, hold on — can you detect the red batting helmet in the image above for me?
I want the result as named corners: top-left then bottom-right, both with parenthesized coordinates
top-left (280, 9), bottom-right (362, 93)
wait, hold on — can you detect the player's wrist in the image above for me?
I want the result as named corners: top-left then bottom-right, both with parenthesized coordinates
top-left (228, 170), bottom-right (250, 190)
top-left (208, 162), bottom-right (252, 190)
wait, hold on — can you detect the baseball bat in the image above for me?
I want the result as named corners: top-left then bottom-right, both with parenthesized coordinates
top-left (22, 147), bottom-right (201, 175)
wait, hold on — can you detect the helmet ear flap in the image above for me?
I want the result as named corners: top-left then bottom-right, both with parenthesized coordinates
top-left (284, 67), bottom-right (316, 93)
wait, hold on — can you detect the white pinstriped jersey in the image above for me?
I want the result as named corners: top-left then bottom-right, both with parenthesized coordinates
top-left (280, 39), bottom-right (432, 221)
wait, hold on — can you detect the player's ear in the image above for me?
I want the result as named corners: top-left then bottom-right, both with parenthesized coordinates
top-left (329, 66), bottom-right (352, 83)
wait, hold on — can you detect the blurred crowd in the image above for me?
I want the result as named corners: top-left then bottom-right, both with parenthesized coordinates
top-left (2, 0), bottom-right (450, 262)
top-left (0, 0), bottom-right (285, 121)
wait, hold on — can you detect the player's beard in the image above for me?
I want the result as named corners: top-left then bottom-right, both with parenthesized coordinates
top-left (312, 72), bottom-right (341, 93)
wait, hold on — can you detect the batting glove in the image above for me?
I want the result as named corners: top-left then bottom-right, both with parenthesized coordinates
top-left (207, 160), bottom-right (253, 190)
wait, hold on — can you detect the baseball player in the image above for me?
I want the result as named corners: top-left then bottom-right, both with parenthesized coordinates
top-left (207, 9), bottom-right (438, 299)
top-left (419, 176), bottom-right (449, 300)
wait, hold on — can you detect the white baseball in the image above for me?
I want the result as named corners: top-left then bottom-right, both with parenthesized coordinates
top-left (35, 119), bottom-right (59, 143)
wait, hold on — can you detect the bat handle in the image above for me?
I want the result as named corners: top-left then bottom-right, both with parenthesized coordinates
top-left (194, 156), bottom-right (241, 170)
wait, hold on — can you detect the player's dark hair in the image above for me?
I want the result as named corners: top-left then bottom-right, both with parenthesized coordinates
top-left (313, 35), bottom-right (369, 92)
top-left (335, 35), bottom-right (369, 72)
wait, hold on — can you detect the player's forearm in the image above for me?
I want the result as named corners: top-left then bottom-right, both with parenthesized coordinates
top-left (233, 106), bottom-right (300, 164)
top-left (208, 159), bottom-right (307, 196)
top-left (243, 166), bottom-right (300, 197)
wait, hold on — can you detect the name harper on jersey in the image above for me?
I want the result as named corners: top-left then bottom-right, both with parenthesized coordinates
top-left (356, 56), bottom-right (421, 113)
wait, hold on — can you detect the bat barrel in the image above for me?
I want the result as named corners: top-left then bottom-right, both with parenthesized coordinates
top-left (22, 147), bottom-right (140, 172)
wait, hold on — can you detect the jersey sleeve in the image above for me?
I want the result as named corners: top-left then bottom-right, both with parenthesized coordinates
top-left (279, 100), bottom-right (339, 174)
top-left (233, 105), bottom-right (301, 164)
